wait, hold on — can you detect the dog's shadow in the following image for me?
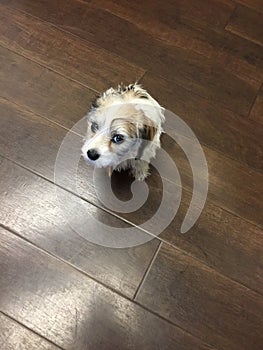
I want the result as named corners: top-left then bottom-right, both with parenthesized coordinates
top-left (110, 170), bottom-right (134, 201)
top-left (109, 167), bottom-right (163, 224)
top-left (77, 158), bottom-right (163, 225)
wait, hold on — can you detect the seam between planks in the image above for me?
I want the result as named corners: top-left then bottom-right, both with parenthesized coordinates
top-left (0, 224), bottom-right (219, 350)
top-left (1, 2), bottom-right (146, 84)
top-left (133, 241), bottom-right (163, 300)
top-left (0, 311), bottom-right (65, 350)
top-left (0, 154), bottom-right (262, 299)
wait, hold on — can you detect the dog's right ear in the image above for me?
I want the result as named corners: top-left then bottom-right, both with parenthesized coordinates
top-left (91, 95), bottom-right (100, 109)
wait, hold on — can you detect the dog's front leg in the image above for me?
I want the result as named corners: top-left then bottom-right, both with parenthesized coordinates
top-left (131, 159), bottom-right (150, 181)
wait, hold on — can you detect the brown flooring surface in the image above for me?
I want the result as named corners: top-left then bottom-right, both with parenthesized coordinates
top-left (0, 1), bottom-right (263, 349)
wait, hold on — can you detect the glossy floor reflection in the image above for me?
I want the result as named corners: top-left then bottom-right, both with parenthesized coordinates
top-left (0, 1), bottom-right (263, 349)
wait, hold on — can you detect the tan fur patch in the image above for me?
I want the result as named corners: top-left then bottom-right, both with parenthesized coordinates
top-left (141, 116), bottom-right (157, 141)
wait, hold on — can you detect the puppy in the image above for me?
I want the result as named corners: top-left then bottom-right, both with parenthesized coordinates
top-left (81, 83), bottom-right (165, 181)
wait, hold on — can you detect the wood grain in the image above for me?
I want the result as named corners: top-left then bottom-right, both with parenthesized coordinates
top-left (141, 73), bottom-right (263, 171)
top-left (86, 0), bottom-right (263, 88)
top-left (86, 0), bottom-right (235, 30)
top-left (0, 0), bottom-right (258, 116)
top-left (160, 191), bottom-right (263, 294)
top-left (1, 98), bottom-right (263, 295)
top-left (0, 227), bottom-right (215, 350)
top-left (1, 93), bottom-right (263, 229)
top-left (0, 46), bottom-right (95, 129)
top-left (0, 4), bottom-right (144, 91)
top-left (136, 243), bottom-right (263, 350)
top-left (250, 83), bottom-right (263, 123)
top-left (0, 1), bottom-right (263, 348)
top-left (226, 5), bottom-right (263, 46)
top-left (0, 156), bottom-right (159, 298)
top-left (163, 131), bottom-right (263, 227)
top-left (234, 0), bottom-right (263, 12)
top-left (0, 313), bottom-right (60, 350)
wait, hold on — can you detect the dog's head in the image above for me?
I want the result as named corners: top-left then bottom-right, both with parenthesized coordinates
top-left (81, 84), bottom-right (164, 168)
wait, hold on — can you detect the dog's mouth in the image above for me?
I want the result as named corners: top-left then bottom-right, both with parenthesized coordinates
top-left (82, 152), bottom-right (119, 168)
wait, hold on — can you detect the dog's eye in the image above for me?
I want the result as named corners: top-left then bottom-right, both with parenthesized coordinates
top-left (111, 134), bottom-right (125, 144)
top-left (91, 122), bottom-right (99, 133)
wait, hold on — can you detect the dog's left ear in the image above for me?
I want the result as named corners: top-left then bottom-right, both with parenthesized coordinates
top-left (138, 116), bottom-right (157, 141)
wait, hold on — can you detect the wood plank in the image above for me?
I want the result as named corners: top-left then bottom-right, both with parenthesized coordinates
top-left (0, 227), bottom-right (215, 350)
top-left (0, 313), bottom-right (60, 350)
top-left (160, 191), bottom-right (263, 294)
top-left (87, 0), bottom-right (235, 30)
top-left (1, 91), bottom-right (263, 229)
top-left (0, 2), bottom-right (262, 348)
top-left (136, 243), bottom-right (263, 350)
top-left (234, 0), bottom-right (263, 12)
top-left (141, 73), bottom-right (263, 171)
top-left (0, 4), bottom-right (144, 92)
top-left (0, 156), bottom-right (159, 298)
top-left (226, 5), bottom-right (263, 46)
top-left (0, 46), bottom-right (95, 129)
top-left (1, 98), bottom-right (263, 295)
top-left (86, 0), bottom-right (263, 88)
top-left (250, 83), bottom-right (263, 123)
top-left (0, 0), bottom-right (258, 116)
top-left (0, 99), bottom-right (65, 179)
top-left (162, 132), bottom-right (263, 227)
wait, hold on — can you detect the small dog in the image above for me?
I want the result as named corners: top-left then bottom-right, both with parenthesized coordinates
top-left (81, 83), bottom-right (165, 181)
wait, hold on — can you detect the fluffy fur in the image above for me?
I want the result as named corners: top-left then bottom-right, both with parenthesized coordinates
top-left (81, 83), bottom-right (165, 180)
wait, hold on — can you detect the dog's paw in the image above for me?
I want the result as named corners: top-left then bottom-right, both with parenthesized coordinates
top-left (131, 160), bottom-right (150, 181)
top-left (135, 172), bottom-right (148, 181)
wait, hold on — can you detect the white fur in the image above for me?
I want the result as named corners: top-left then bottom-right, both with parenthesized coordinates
top-left (81, 83), bottom-right (165, 180)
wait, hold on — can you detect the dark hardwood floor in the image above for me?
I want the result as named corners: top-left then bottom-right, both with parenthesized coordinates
top-left (0, 1), bottom-right (262, 349)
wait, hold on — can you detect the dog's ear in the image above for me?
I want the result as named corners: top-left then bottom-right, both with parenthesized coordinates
top-left (138, 116), bottom-right (157, 141)
top-left (91, 95), bottom-right (100, 109)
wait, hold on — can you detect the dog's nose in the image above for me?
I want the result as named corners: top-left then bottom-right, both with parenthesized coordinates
top-left (87, 149), bottom-right (100, 161)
